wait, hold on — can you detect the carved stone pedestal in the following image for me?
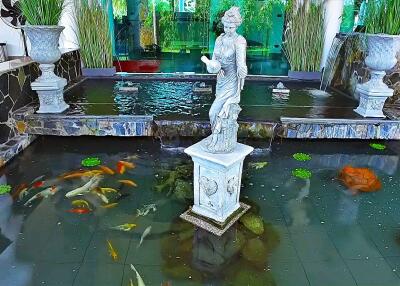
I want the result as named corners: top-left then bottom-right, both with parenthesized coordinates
top-left (32, 64), bottom-right (69, 113)
top-left (354, 72), bottom-right (393, 118)
top-left (180, 140), bottom-right (253, 236)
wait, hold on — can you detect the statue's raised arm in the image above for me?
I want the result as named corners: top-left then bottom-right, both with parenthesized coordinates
top-left (200, 6), bottom-right (247, 154)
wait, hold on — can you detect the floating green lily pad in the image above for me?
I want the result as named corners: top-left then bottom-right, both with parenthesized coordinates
top-left (0, 184), bottom-right (11, 195)
top-left (370, 143), bottom-right (386, 150)
top-left (292, 168), bottom-right (312, 179)
top-left (81, 157), bottom-right (101, 167)
top-left (248, 162), bottom-right (268, 170)
top-left (293, 153), bottom-right (311, 161)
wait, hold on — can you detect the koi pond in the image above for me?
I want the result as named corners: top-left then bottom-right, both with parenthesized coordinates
top-left (65, 79), bottom-right (357, 121)
top-left (1, 137), bottom-right (400, 286)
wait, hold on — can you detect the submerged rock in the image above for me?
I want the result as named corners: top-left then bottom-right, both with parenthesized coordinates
top-left (174, 179), bottom-right (192, 200)
top-left (228, 264), bottom-right (276, 286)
top-left (242, 237), bottom-right (267, 264)
top-left (162, 264), bottom-right (202, 282)
top-left (240, 213), bottom-right (264, 235)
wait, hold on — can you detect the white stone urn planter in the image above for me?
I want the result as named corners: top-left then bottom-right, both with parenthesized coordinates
top-left (354, 34), bottom-right (400, 118)
top-left (23, 25), bottom-right (69, 113)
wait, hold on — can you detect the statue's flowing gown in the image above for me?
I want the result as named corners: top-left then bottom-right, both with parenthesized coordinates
top-left (204, 33), bottom-right (247, 153)
top-left (209, 33), bottom-right (247, 134)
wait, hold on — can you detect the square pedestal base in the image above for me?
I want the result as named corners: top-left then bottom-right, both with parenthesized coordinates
top-left (184, 141), bottom-right (253, 223)
top-left (180, 202), bottom-right (250, 236)
top-left (32, 77), bottom-right (69, 114)
top-left (354, 84), bottom-right (393, 118)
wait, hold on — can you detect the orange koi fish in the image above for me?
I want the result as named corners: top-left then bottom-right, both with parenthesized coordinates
top-left (107, 240), bottom-right (118, 261)
top-left (67, 208), bottom-right (91, 214)
top-left (339, 165), bottom-right (381, 193)
top-left (61, 170), bottom-right (103, 179)
top-left (119, 160), bottom-right (136, 169)
top-left (118, 180), bottom-right (137, 187)
top-left (99, 165), bottom-right (115, 175)
top-left (161, 282), bottom-right (172, 286)
top-left (116, 162), bottom-right (126, 174)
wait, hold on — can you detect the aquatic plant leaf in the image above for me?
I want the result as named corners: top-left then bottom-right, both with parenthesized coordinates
top-left (292, 153), bottom-right (312, 161)
top-left (369, 143), bottom-right (386, 150)
top-left (0, 184), bottom-right (11, 195)
top-left (292, 168), bottom-right (312, 179)
top-left (81, 157), bottom-right (101, 167)
top-left (248, 162), bottom-right (268, 169)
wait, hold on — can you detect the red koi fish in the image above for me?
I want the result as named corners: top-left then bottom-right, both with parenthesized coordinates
top-left (66, 208), bottom-right (91, 214)
top-left (33, 181), bottom-right (44, 188)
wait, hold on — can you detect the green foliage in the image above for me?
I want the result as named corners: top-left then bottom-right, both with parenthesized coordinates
top-left (75, 0), bottom-right (113, 68)
top-left (213, 0), bottom-right (282, 36)
top-left (158, 0), bottom-right (177, 48)
top-left (112, 0), bottom-right (127, 20)
top-left (364, 0), bottom-right (400, 35)
top-left (81, 157), bottom-right (101, 167)
top-left (292, 168), bottom-right (312, 179)
top-left (18, 0), bottom-right (64, 25)
top-left (292, 153), bottom-right (311, 161)
top-left (0, 185), bottom-right (11, 195)
top-left (369, 143), bottom-right (386, 150)
top-left (283, 0), bottom-right (324, 72)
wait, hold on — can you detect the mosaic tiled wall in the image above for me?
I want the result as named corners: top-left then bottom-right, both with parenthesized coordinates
top-left (330, 34), bottom-right (400, 104)
top-left (0, 49), bottom-right (81, 165)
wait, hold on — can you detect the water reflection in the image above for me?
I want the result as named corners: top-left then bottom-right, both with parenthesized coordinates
top-left (0, 174), bottom-right (32, 286)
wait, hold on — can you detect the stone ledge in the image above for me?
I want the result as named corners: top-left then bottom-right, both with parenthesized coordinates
top-left (12, 104), bottom-right (154, 137)
top-left (281, 116), bottom-right (400, 139)
top-left (0, 134), bottom-right (36, 167)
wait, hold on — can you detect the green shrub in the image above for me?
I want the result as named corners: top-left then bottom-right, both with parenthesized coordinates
top-left (19, 0), bottom-right (64, 25)
top-left (364, 0), bottom-right (400, 35)
top-left (75, 0), bottom-right (113, 68)
top-left (283, 1), bottom-right (324, 72)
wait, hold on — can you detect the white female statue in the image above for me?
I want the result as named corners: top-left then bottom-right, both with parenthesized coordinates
top-left (201, 6), bottom-right (248, 153)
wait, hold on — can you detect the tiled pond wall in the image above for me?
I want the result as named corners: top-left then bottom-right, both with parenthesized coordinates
top-left (0, 49), bottom-right (81, 166)
top-left (331, 34), bottom-right (400, 104)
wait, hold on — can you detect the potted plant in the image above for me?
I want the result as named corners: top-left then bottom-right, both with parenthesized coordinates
top-left (19, 0), bottom-right (69, 113)
top-left (75, 0), bottom-right (115, 77)
top-left (283, 0), bottom-right (324, 80)
top-left (354, 0), bottom-right (400, 118)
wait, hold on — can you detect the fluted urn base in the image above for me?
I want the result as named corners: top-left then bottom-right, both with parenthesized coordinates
top-left (23, 25), bottom-right (69, 114)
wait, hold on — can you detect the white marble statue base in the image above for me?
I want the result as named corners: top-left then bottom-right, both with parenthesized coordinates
top-left (354, 78), bottom-right (393, 118)
top-left (31, 67), bottom-right (69, 114)
top-left (184, 140), bottom-right (253, 225)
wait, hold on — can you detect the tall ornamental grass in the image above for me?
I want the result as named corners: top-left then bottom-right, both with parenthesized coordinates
top-left (364, 0), bottom-right (400, 35)
top-left (75, 0), bottom-right (113, 68)
top-left (283, 1), bottom-right (324, 72)
top-left (18, 0), bottom-right (64, 25)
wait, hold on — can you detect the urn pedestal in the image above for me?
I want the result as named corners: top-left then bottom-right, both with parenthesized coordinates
top-left (354, 34), bottom-right (400, 118)
top-left (180, 140), bottom-right (253, 236)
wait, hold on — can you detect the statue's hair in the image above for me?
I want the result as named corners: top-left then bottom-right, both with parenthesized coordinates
top-left (221, 6), bottom-right (242, 26)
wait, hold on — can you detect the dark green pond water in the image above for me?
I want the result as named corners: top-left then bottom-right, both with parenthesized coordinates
top-left (1, 137), bottom-right (400, 286)
top-left (65, 79), bottom-right (357, 121)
